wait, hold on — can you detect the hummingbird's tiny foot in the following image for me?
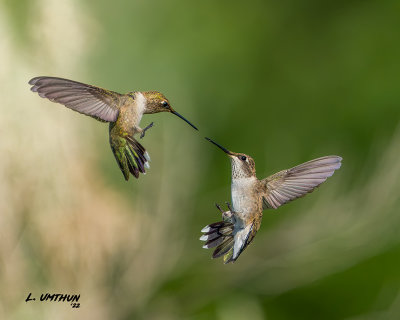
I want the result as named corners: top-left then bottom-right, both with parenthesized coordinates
top-left (225, 201), bottom-right (233, 212)
top-left (222, 210), bottom-right (233, 221)
top-left (215, 203), bottom-right (224, 213)
top-left (140, 122), bottom-right (154, 139)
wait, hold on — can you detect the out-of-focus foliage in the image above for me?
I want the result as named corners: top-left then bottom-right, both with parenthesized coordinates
top-left (1, 0), bottom-right (400, 319)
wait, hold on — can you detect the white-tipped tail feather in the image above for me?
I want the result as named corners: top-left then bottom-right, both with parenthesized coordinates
top-left (200, 219), bottom-right (258, 263)
top-left (200, 221), bottom-right (235, 262)
top-left (201, 226), bottom-right (211, 233)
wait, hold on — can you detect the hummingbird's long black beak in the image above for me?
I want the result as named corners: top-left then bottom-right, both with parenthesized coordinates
top-left (171, 110), bottom-right (198, 130)
top-left (205, 137), bottom-right (234, 156)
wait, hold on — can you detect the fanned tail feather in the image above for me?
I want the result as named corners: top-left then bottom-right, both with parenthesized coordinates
top-left (110, 135), bottom-right (150, 180)
top-left (200, 221), bottom-right (235, 264)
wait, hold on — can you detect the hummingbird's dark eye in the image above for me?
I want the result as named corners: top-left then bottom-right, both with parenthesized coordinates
top-left (240, 156), bottom-right (247, 161)
top-left (162, 101), bottom-right (169, 108)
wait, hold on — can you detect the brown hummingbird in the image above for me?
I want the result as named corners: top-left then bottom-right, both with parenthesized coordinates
top-left (29, 76), bottom-right (198, 180)
top-left (200, 137), bottom-right (342, 263)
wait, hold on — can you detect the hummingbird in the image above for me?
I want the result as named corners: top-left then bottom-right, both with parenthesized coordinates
top-left (28, 76), bottom-right (198, 180)
top-left (200, 137), bottom-right (342, 264)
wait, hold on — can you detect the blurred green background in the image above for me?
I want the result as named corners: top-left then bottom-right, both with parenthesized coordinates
top-left (1, 0), bottom-right (400, 319)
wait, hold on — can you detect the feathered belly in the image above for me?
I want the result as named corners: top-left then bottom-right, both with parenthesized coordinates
top-left (232, 191), bottom-right (254, 213)
top-left (231, 178), bottom-right (258, 220)
top-left (117, 106), bottom-right (142, 137)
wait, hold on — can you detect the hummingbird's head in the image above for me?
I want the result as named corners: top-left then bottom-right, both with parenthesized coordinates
top-left (229, 152), bottom-right (256, 179)
top-left (141, 91), bottom-right (170, 114)
top-left (205, 138), bottom-right (256, 179)
top-left (141, 91), bottom-right (198, 130)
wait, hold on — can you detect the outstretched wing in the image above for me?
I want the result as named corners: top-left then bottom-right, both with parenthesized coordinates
top-left (29, 76), bottom-right (121, 122)
top-left (261, 156), bottom-right (342, 209)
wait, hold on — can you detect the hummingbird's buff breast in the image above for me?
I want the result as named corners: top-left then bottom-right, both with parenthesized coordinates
top-left (115, 93), bottom-right (146, 137)
top-left (231, 177), bottom-right (261, 223)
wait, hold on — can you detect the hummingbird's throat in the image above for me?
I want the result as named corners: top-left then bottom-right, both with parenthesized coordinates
top-left (230, 158), bottom-right (252, 179)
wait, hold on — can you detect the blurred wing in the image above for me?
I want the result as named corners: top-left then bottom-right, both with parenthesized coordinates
top-left (261, 156), bottom-right (342, 209)
top-left (29, 76), bottom-right (121, 122)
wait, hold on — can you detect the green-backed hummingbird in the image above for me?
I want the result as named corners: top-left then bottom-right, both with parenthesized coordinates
top-left (29, 76), bottom-right (198, 180)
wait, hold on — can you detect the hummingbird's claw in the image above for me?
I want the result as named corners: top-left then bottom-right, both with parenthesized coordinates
top-left (140, 122), bottom-right (154, 139)
top-left (222, 210), bottom-right (233, 221)
top-left (215, 203), bottom-right (224, 213)
top-left (216, 202), bottom-right (233, 222)
top-left (225, 201), bottom-right (233, 212)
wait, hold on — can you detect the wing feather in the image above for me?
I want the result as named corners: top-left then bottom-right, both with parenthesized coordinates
top-left (29, 76), bottom-right (121, 122)
top-left (261, 156), bottom-right (342, 209)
